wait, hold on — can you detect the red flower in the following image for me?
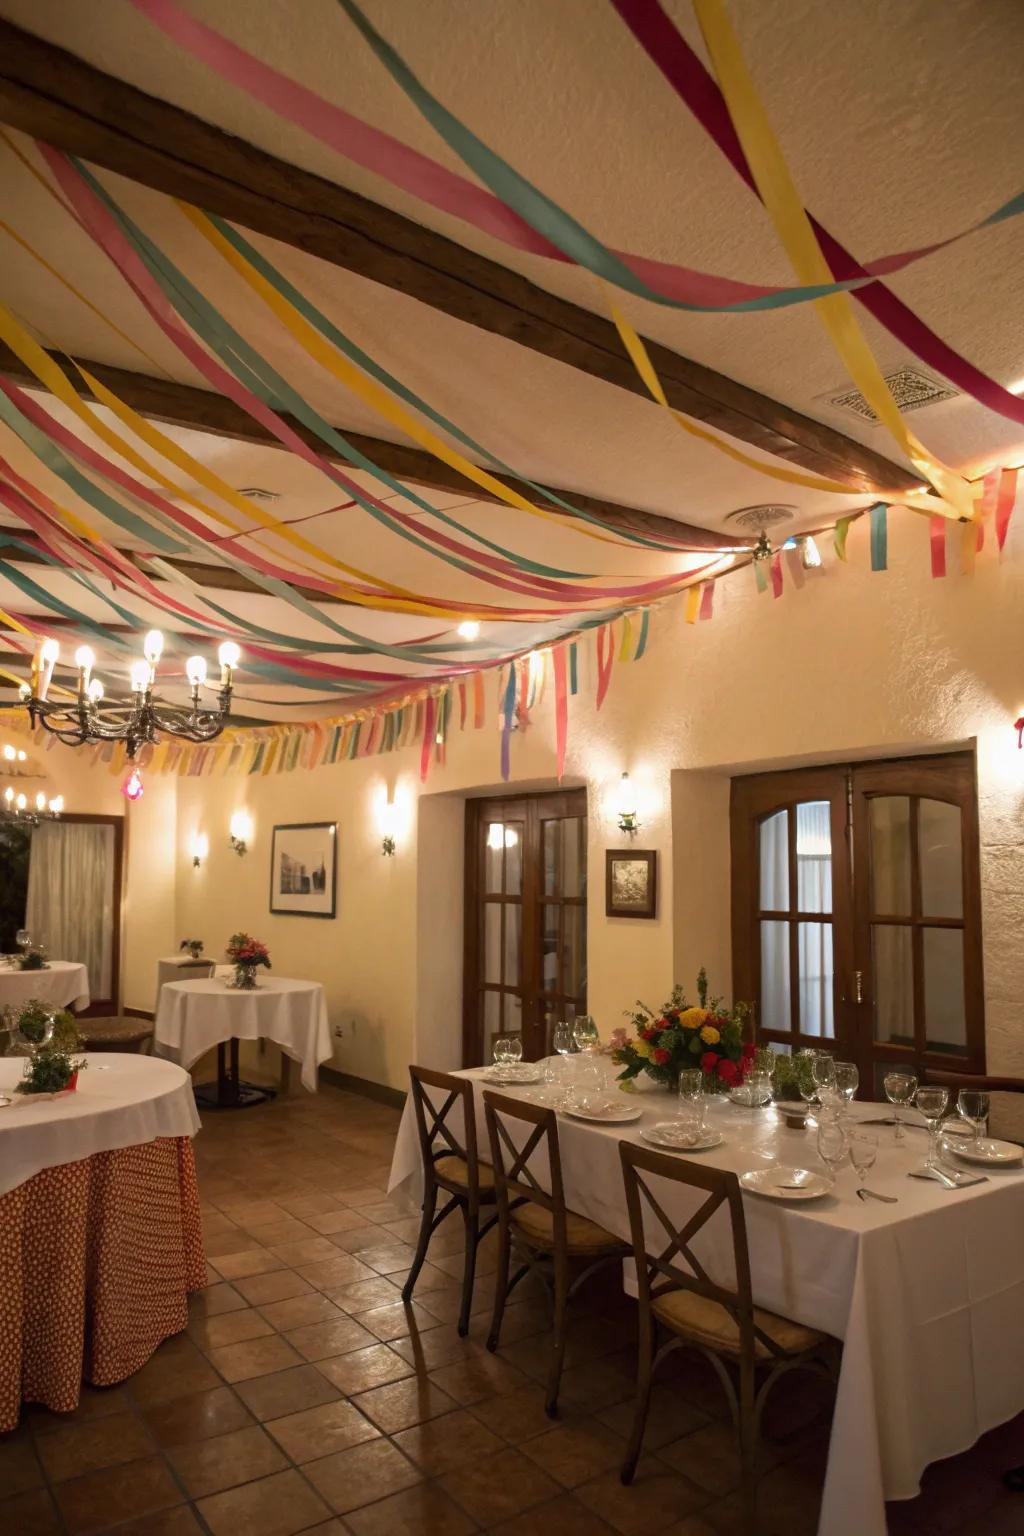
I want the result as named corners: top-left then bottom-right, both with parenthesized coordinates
top-left (653, 1047), bottom-right (671, 1066)
top-left (641, 1025), bottom-right (658, 1042)
top-left (741, 1041), bottom-right (756, 1058)
top-left (700, 1051), bottom-right (718, 1075)
top-left (717, 1058), bottom-right (740, 1085)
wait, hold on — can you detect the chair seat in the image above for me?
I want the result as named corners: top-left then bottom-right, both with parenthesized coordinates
top-left (434, 1153), bottom-right (496, 1192)
top-left (79, 1017), bottom-right (154, 1052)
top-left (512, 1202), bottom-right (627, 1255)
top-left (652, 1287), bottom-right (826, 1361)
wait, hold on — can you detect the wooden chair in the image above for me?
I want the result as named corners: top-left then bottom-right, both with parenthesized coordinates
top-left (618, 1141), bottom-right (839, 1535)
top-left (483, 1090), bottom-right (629, 1417)
top-left (403, 1066), bottom-right (497, 1336)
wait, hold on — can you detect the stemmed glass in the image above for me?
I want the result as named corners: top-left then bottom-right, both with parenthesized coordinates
top-left (15, 929), bottom-right (30, 957)
top-left (957, 1089), bottom-right (990, 1150)
top-left (572, 1016), bottom-right (599, 1054)
top-left (677, 1068), bottom-right (705, 1127)
top-left (849, 1130), bottom-right (878, 1183)
top-left (915, 1086), bottom-right (950, 1169)
top-left (492, 1034), bottom-right (523, 1071)
top-left (883, 1071), bottom-right (918, 1143)
top-left (797, 1049), bottom-right (821, 1115)
top-left (817, 1115), bottom-right (850, 1186)
top-left (833, 1062), bottom-right (859, 1111)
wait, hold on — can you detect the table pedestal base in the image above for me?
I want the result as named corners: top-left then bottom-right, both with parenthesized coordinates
top-left (194, 1039), bottom-right (277, 1110)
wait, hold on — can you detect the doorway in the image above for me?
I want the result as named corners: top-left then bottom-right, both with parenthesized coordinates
top-left (730, 752), bottom-right (984, 1092)
top-left (463, 788), bottom-right (587, 1065)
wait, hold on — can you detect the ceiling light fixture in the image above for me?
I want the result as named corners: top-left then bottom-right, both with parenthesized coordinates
top-left (1, 786), bottom-right (63, 824)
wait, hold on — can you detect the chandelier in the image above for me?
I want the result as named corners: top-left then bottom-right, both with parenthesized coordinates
top-left (20, 630), bottom-right (241, 759)
top-left (1, 787), bottom-right (63, 824)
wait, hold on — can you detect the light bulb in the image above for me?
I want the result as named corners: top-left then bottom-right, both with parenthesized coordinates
top-left (16, 793), bottom-right (26, 810)
top-left (457, 620), bottom-right (480, 640)
top-left (50, 796), bottom-right (64, 814)
top-left (229, 810), bottom-right (252, 842)
top-left (143, 629), bottom-right (164, 663)
top-left (130, 660), bottom-right (150, 693)
top-left (74, 645), bottom-right (95, 676)
top-left (16, 750), bottom-right (25, 761)
top-left (3, 787), bottom-right (12, 804)
top-left (218, 640), bottom-right (241, 670)
top-left (40, 637), bottom-right (59, 665)
top-left (18, 683), bottom-right (30, 701)
top-left (88, 678), bottom-right (104, 703)
top-left (186, 655), bottom-right (207, 687)
top-left (2, 744), bottom-right (13, 760)
top-left (35, 792), bottom-right (46, 811)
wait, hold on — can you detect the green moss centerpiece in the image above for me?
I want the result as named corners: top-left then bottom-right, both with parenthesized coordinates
top-left (15, 1009), bottom-right (86, 1095)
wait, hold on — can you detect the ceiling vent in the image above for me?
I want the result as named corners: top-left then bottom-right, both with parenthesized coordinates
top-left (725, 504), bottom-right (796, 532)
top-left (237, 486), bottom-right (281, 502)
top-left (824, 368), bottom-right (957, 423)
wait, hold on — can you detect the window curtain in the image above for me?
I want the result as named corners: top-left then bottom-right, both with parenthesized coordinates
top-left (759, 802), bottom-right (834, 1039)
top-left (26, 821), bottom-right (115, 1000)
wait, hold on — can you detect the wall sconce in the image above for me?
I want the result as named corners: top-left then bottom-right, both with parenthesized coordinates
top-left (380, 799), bottom-right (397, 857)
top-left (614, 772), bottom-right (640, 835)
top-left (229, 810), bottom-right (252, 856)
top-left (190, 831), bottom-right (209, 868)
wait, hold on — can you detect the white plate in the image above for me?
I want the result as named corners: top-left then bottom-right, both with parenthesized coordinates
top-left (642, 1123), bottom-right (724, 1152)
top-left (739, 1166), bottom-right (832, 1201)
top-left (483, 1067), bottom-right (543, 1086)
top-left (949, 1137), bottom-right (1023, 1166)
top-left (565, 1103), bottom-right (643, 1124)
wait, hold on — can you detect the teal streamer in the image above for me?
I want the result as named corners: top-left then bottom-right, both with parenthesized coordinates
top-left (0, 555), bottom-right (135, 645)
top-left (869, 502), bottom-right (888, 571)
top-left (569, 642), bottom-right (578, 695)
top-left (633, 609), bottom-right (650, 660)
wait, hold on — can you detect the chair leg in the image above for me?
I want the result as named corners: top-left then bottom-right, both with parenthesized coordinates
top-left (738, 1364), bottom-right (758, 1536)
top-left (545, 1255), bottom-right (570, 1418)
top-left (402, 1181), bottom-right (438, 1303)
top-left (486, 1216), bottom-right (512, 1352)
top-left (458, 1203), bottom-right (478, 1337)
top-left (621, 1315), bottom-right (657, 1484)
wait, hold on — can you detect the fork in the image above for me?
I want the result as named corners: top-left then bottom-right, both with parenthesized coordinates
top-left (857, 1187), bottom-right (898, 1204)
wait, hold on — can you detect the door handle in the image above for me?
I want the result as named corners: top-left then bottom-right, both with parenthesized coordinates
top-left (854, 970), bottom-right (863, 1004)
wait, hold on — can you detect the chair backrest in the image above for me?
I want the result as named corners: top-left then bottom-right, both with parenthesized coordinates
top-left (483, 1090), bottom-right (566, 1239)
top-left (408, 1065), bottom-right (485, 1197)
top-left (619, 1139), bottom-right (767, 1359)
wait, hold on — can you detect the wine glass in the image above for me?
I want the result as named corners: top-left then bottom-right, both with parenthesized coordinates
top-left (572, 1015), bottom-right (599, 1054)
top-left (849, 1130), bottom-right (878, 1182)
top-left (551, 1021), bottom-right (575, 1060)
top-left (915, 1086), bottom-right (950, 1169)
top-left (677, 1067), bottom-right (704, 1125)
top-left (493, 1034), bottom-right (522, 1071)
top-left (797, 1048), bottom-right (821, 1113)
top-left (817, 1116), bottom-right (849, 1186)
top-left (812, 1052), bottom-right (837, 1099)
top-left (957, 1088), bottom-right (990, 1148)
top-left (883, 1071), bottom-right (918, 1143)
top-left (15, 928), bottom-right (30, 956)
top-left (833, 1062), bottom-right (859, 1110)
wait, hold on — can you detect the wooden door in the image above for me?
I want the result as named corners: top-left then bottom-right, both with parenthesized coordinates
top-left (463, 789), bottom-right (587, 1065)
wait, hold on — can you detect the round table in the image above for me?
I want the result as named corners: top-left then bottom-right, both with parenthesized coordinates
top-left (0, 959), bottom-right (90, 1013)
top-left (0, 1053), bottom-right (204, 1430)
top-left (154, 975), bottom-right (332, 1104)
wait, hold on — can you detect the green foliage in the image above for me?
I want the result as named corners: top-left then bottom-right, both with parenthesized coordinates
top-left (15, 999), bottom-right (53, 1043)
top-left (16, 1044), bottom-right (87, 1095)
top-left (18, 949), bottom-right (46, 971)
top-left (50, 1010), bottom-right (82, 1052)
top-left (770, 1050), bottom-right (816, 1101)
top-left (616, 974), bottom-right (754, 1090)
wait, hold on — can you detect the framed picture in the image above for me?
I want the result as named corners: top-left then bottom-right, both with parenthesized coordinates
top-left (605, 849), bottom-right (657, 919)
top-left (270, 822), bottom-right (337, 919)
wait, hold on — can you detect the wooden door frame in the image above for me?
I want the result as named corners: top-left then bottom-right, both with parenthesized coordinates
top-left (463, 787), bottom-right (587, 1066)
top-left (57, 812), bottom-right (125, 1017)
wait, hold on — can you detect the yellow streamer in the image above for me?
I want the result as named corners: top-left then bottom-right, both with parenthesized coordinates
top-left (692, 0), bottom-right (971, 521)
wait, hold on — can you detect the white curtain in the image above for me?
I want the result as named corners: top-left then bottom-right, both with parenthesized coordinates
top-left (26, 822), bottom-right (115, 1000)
top-left (759, 802), bottom-right (834, 1039)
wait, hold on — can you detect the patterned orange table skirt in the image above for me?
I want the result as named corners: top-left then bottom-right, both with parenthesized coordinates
top-left (0, 1135), bottom-right (206, 1431)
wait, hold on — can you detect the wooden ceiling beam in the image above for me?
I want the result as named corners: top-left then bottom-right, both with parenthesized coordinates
top-left (0, 20), bottom-right (916, 496)
top-left (0, 344), bottom-right (736, 549)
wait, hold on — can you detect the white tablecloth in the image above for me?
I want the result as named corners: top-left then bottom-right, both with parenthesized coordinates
top-left (154, 976), bottom-right (332, 1094)
top-left (389, 1071), bottom-right (1024, 1536)
top-left (0, 1053), bottom-right (200, 1198)
top-left (0, 961), bottom-right (90, 1013)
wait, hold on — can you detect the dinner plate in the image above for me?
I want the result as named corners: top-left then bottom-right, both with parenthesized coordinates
top-left (564, 1102), bottom-right (643, 1124)
top-left (641, 1123), bottom-right (724, 1152)
top-left (948, 1137), bottom-right (1023, 1166)
top-left (739, 1166), bottom-right (831, 1201)
top-left (483, 1066), bottom-right (543, 1086)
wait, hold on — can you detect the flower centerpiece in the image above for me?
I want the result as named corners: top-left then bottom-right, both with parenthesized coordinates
top-left (180, 938), bottom-right (204, 961)
top-left (226, 932), bottom-right (271, 990)
top-left (614, 969), bottom-right (755, 1092)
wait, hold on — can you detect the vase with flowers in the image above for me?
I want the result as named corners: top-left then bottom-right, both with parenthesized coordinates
top-left (614, 969), bottom-right (755, 1093)
top-left (226, 933), bottom-right (271, 990)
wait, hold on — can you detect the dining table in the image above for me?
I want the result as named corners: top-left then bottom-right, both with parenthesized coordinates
top-left (389, 1066), bottom-right (1024, 1536)
top-left (0, 958), bottom-right (90, 1013)
top-left (154, 974), bottom-right (332, 1105)
top-left (0, 1052), bottom-right (204, 1431)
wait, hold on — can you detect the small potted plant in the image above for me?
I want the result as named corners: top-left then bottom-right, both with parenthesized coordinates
top-left (17, 946), bottom-right (48, 972)
top-left (225, 933), bottom-right (271, 991)
top-left (16, 1041), bottom-right (87, 1096)
top-left (180, 938), bottom-right (205, 961)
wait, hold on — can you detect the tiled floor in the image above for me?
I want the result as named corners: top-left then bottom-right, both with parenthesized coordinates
top-left (4, 1083), bottom-right (1024, 1535)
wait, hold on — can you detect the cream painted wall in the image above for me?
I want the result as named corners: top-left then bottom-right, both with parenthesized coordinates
top-left (24, 510), bottom-right (1024, 1087)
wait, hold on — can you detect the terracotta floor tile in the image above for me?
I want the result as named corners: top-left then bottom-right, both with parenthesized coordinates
top-left (196, 1466), bottom-right (332, 1536)
top-left (275, 1190), bottom-right (348, 1219)
top-left (296, 1255), bottom-right (380, 1291)
top-left (392, 1406), bottom-right (505, 1476)
top-left (128, 1337), bottom-right (221, 1406)
top-left (597, 1385), bottom-right (709, 1451)
top-left (35, 1410), bottom-right (155, 1483)
top-left (344, 1480), bottom-right (478, 1535)
top-left (337, 1186), bottom-right (390, 1207)
top-left (203, 1227), bottom-right (263, 1259)
top-left (97, 1506), bottom-right (206, 1536)
top-left (324, 1226), bottom-right (391, 1256)
top-left (438, 1443), bottom-right (561, 1525)
top-left (264, 1398), bottom-right (380, 1462)
top-left (190, 1282), bottom-right (248, 1317)
top-left (167, 1423), bottom-right (287, 1497)
top-left (216, 1199), bottom-right (291, 1227)
top-left (355, 1243), bottom-right (418, 1275)
top-left (0, 1436), bottom-right (44, 1497)
top-left (659, 1421), bottom-right (744, 1497)
top-left (415, 1285), bottom-right (494, 1327)
top-left (351, 1300), bottom-right (435, 1342)
top-left (142, 1386), bottom-right (255, 1447)
top-left (241, 1217), bottom-right (318, 1248)
top-left (521, 1419), bottom-right (629, 1489)
top-left (305, 1207), bottom-right (372, 1236)
top-left (574, 1456), bottom-right (709, 1535)
top-left (269, 1237), bottom-right (345, 1266)
top-left (352, 1376), bottom-right (458, 1434)
top-left (4, 1486), bottom-right (62, 1536)
top-left (304, 1437), bottom-right (422, 1514)
top-left (325, 1276), bottom-right (404, 1313)
top-left (391, 1323), bottom-right (484, 1373)
top-left (236, 1365), bottom-right (342, 1422)
top-left (257, 1292), bottom-right (346, 1331)
top-left (282, 1315), bottom-right (378, 1362)
top-left (52, 1453), bottom-right (181, 1535)
top-left (558, 1359), bottom-right (635, 1415)
top-left (387, 1258), bottom-right (452, 1293)
top-left (189, 1308), bottom-right (276, 1351)
top-left (206, 1333), bottom-right (304, 1383)
top-left (235, 1270), bottom-right (315, 1306)
top-left (470, 1382), bottom-right (561, 1444)
top-left (489, 1491), bottom-right (621, 1535)
top-left (210, 1248), bottom-right (288, 1282)
top-left (429, 1353), bottom-right (529, 1406)
top-left (315, 1343), bottom-right (415, 1396)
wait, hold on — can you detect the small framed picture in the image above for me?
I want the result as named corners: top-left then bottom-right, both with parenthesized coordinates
top-left (605, 849), bottom-right (657, 919)
top-left (270, 822), bottom-right (337, 919)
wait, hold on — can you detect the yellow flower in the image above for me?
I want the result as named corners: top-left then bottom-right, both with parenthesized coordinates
top-left (700, 1024), bottom-right (720, 1045)
top-left (632, 1038), bottom-right (651, 1059)
top-left (679, 1007), bottom-right (706, 1031)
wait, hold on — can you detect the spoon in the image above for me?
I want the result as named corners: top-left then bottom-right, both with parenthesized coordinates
top-left (857, 1187), bottom-right (898, 1204)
